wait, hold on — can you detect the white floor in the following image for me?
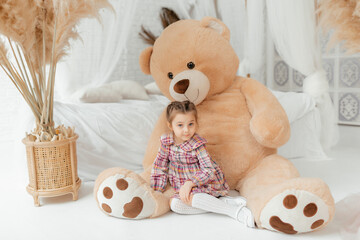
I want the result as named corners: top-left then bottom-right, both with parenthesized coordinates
top-left (1, 126), bottom-right (359, 240)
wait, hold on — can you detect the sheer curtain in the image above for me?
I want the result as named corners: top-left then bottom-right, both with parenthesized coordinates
top-left (182, 0), bottom-right (217, 18)
top-left (55, 0), bottom-right (137, 100)
top-left (238, 0), bottom-right (266, 83)
top-left (55, 0), bottom-right (195, 101)
top-left (55, 0), bottom-right (250, 102)
top-left (266, 0), bottom-right (338, 150)
top-left (215, 0), bottom-right (246, 66)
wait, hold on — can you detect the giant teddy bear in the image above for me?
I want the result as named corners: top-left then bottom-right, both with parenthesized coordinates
top-left (94, 17), bottom-right (334, 234)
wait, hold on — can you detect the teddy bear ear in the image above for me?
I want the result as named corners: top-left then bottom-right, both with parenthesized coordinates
top-left (139, 46), bottom-right (153, 75)
top-left (200, 17), bottom-right (230, 41)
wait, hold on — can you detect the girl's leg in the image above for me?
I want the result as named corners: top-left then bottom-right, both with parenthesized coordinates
top-left (219, 195), bottom-right (247, 206)
top-left (191, 193), bottom-right (255, 228)
top-left (170, 198), bottom-right (208, 215)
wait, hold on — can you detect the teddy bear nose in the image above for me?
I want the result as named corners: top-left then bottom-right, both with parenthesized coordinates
top-left (174, 79), bottom-right (189, 94)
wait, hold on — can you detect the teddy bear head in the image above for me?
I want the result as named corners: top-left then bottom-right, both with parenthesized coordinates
top-left (139, 17), bottom-right (239, 105)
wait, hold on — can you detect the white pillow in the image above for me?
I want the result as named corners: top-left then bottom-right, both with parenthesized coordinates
top-left (271, 90), bottom-right (316, 123)
top-left (145, 82), bottom-right (163, 95)
top-left (107, 80), bottom-right (149, 100)
top-left (72, 80), bottom-right (149, 103)
top-left (72, 86), bottom-right (123, 103)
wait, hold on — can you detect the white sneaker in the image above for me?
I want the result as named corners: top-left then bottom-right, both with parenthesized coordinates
top-left (236, 206), bottom-right (255, 228)
top-left (219, 196), bottom-right (247, 207)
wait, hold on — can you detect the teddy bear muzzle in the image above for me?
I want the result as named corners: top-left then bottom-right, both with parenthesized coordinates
top-left (169, 70), bottom-right (210, 105)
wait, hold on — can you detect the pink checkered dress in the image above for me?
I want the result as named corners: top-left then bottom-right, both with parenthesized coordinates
top-left (150, 133), bottom-right (229, 199)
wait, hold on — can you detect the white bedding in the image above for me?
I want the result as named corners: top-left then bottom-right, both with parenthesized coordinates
top-left (20, 91), bottom-right (324, 181)
top-left (279, 108), bottom-right (327, 160)
top-left (53, 95), bottom-right (169, 180)
top-left (273, 91), bottom-right (328, 160)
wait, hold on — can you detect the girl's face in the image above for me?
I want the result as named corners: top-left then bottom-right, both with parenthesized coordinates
top-left (168, 112), bottom-right (197, 144)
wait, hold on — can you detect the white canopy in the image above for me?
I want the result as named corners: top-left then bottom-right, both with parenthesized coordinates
top-left (55, 0), bottom-right (338, 150)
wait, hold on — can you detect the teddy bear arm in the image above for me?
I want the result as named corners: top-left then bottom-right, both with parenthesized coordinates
top-left (240, 78), bottom-right (290, 148)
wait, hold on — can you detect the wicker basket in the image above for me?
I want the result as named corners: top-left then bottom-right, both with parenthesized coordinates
top-left (22, 134), bottom-right (81, 206)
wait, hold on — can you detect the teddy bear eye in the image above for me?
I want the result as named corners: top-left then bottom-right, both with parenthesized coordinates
top-left (168, 72), bottom-right (173, 79)
top-left (187, 62), bottom-right (195, 69)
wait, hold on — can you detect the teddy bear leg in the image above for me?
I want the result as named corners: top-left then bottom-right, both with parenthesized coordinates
top-left (94, 167), bottom-right (171, 219)
top-left (139, 166), bottom-right (175, 217)
top-left (237, 154), bottom-right (335, 234)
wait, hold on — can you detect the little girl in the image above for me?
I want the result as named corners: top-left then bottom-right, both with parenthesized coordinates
top-left (150, 100), bottom-right (255, 227)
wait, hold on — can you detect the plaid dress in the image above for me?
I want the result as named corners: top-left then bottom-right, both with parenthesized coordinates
top-left (150, 133), bottom-right (229, 199)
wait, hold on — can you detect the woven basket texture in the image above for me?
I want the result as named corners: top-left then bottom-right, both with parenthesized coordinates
top-left (24, 135), bottom-right (79, 190)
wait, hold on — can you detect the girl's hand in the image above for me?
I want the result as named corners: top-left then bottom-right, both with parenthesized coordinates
top-left (179, 181), bottom-right (195, 205)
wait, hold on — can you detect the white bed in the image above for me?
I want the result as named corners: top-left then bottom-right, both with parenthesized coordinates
top-left (11, 90), bottom-right (327, 182)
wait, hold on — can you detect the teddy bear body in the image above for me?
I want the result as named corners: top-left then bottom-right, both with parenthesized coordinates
top-left (94, 17), bottom-right (334, 234)
top-left (142, 77), bottom-right (277, 189)
top-left (187, 78), bottom-right (276, 188)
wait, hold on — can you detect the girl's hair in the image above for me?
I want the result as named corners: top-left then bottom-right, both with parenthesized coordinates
top-left (166, 101), bottom-right (197, 124)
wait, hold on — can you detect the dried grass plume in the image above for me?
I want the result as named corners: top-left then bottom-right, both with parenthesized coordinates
top-left (139, 7), bottom-right (181, 45)
top-left (317, 0), bottom-right (360, 54)
top-left (0, 0), bottom-right (112, 141)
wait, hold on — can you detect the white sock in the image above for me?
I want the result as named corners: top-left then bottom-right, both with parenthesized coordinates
top-left (237, 206), bottom-right (256, 228)
top-left (192, 193), bottom-right (255, 228)
top-left (219, 195), bottom-right (247, 207)
top-left (170, 198), bottom-right (208, 215)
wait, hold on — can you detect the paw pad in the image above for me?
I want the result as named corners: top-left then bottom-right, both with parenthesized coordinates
top-left (103, 187), bottom-right (113, 199)
top-left (269, 216), bottom-right (297, 234)
top-left (123, 197), bottom-right (144, 218)
top-left (303, 203), bottom-right (317, 217)
top-left (283, 194), bottom-right (297, 209)
top-left (102, 203), bottom-right (112, 213)
top-left (116, 179), bottom-right (129, 190)
top-left (311, 219), bottom-right (324, 229)
top-left (95, 174), bottom-right (156, 219)
top-left (260, 190), bottom-right (330, 234)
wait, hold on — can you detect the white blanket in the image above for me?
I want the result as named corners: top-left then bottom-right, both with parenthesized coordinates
top-left (53, 95), bottom-right (169, 180)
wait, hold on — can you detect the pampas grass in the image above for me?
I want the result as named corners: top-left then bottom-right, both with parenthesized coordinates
top-left (0, 0), bottom-right (111, 142)
top-left (317, 0), bottom-right (360, 54)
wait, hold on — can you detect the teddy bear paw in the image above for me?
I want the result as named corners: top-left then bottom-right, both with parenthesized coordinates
top-left (259, 189), bottom-right (330, 234)
top-left (95, 173), bottom-right (156, 219)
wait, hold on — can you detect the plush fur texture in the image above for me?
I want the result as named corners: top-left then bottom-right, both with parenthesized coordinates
top-left (94, 17), bottom-right (334, 234)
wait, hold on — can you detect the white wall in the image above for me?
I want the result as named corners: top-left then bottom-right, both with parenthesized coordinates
top-left (0, 71), bottom-right (22, 143)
